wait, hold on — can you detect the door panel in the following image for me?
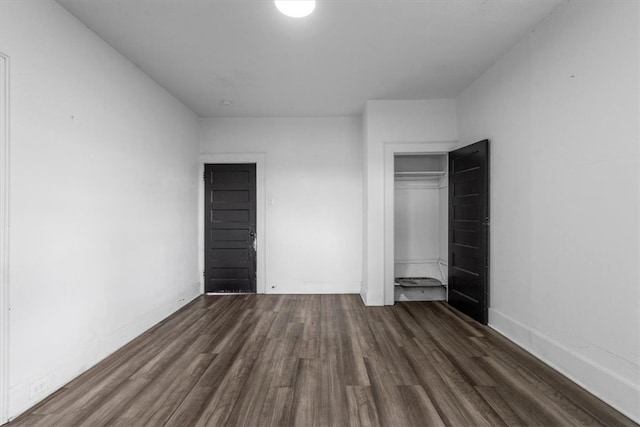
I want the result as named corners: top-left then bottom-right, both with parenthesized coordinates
top-left (211, 190), bottom-right (250, 203)
top-left (448, 140), bottom-right (489, 324)
top-left (204, 164), bottom-right (257, 293)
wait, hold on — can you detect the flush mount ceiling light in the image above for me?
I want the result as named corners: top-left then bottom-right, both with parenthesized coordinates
top-left (274, 0), bottom-right (316, 18)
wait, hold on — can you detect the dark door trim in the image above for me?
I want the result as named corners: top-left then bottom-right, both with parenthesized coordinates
top-left (198, 154), bottom-right (266, 294)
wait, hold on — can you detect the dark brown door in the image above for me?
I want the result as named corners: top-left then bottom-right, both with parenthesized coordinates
top-left (448, 140), bottom-right (489, 324)
top-left (204, 164), bottom-right (257, 293)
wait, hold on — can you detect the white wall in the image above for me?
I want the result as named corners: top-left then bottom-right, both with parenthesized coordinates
top-left (394, 180), bottom-right (446, 282)
top-left (363, 100), bottom-right (458, 305)
top-left (457, 0), bottom-right (639, 421)
top-left (199, 117), bottom-right (362, 294)
top-left (0, 0), bottom-right (201, 419)
top-left (394, 184), bottom-right (440, 263)
top-left (0, 52), bottom-right (9, 424)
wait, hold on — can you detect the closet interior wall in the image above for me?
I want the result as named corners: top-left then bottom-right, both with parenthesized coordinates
top-left (394, 154), bottom-right (448, 301)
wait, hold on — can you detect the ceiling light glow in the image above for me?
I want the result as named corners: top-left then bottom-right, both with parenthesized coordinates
top-left (275, 0), bottom-right (316, 18)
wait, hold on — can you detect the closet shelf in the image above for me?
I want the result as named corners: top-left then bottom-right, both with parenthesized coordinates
top-left (394, 171), bottom-right (446, 181)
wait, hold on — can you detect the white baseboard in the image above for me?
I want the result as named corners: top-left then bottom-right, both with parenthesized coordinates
top-left (360, 289), bottom-right (384, 306)
top-left (359, 290), bottom-right (367, 305)
top-left (266, 281), bottom-right (360, 295)
top-left (489, 308), bottom-right (640, 423)
top-left (8, 284), bottom-right (201, 421)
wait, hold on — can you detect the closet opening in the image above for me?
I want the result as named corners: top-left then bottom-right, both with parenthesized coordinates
top-left (393, 153), bottom-right (448, 302)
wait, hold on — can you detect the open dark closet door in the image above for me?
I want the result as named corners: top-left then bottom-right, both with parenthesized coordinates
top-left (448, 140), bottom-right (489, 324)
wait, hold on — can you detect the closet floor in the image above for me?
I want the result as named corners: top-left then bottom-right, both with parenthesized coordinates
top-left (7, 294), bottom-right (636, 427)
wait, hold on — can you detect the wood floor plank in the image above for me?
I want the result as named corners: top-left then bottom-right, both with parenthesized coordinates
top-left (259, 386), bottom-right (295, 427)
top-left (295, 308), bottom-right (321, 359)
top-left (425, 348), bottom-right (507, 426)
top-left (267, 310), bottom-right (293, 339)
top-left (474, 332), bottom-right (634, 427)
top-left (344, 306), bottom-right (379, 358)
top-left (482, 355), bottom-right (596, 427)
top-left (397, 384), bottom-right (447, 427)
top-left (401, 338), bottom-right (493, 426)
top-left (334, 333), bottom-right (370, 386)
top-left (345, 385), bottom-right (382, 427)
top-left (137, 353), bottom-right (215, 426)
top-left (269, 353), bottom-right (298, 388)
top-left (194, 356), bottom-right (256, 426)
top-left (224, 338), bottom-right (283, 426)
top-left (75, 378), bottom-right (151, 426)
top-left (367, 319), bottom-right (421, 386)
top-left (113, 335), bottom-right (213, 423)
top-left (5, 413), bottom-right (64, 427)
top-left (320, 351), bottom-right (349, 426)
top-left (291, 358), bottom-right (322, 426)
top-left (7, 295), bottom-right (637, 427)
top-left (163, 349), bottom-right (249, 425)
top-left (474, 385), bottom-right (528, 427)
top-left (363, 354), bottom-right (414, 426)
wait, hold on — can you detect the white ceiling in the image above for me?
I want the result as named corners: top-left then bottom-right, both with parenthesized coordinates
top-left (56, 0), bottom-right (562, 118)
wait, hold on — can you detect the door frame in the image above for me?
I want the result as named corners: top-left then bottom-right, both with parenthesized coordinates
top-left (0, 52), bottom-right (10, 424)
top-left (383, 141), bottom-right (458, 305)
top-left (198, 154), bottom-right (266, 294)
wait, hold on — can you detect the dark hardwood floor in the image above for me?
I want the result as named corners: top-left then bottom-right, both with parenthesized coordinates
top-left (7, 294), bottom-right (637, 426)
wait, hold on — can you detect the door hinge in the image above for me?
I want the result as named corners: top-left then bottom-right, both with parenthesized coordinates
top-left (203, 171), bottom-right (206, 182)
